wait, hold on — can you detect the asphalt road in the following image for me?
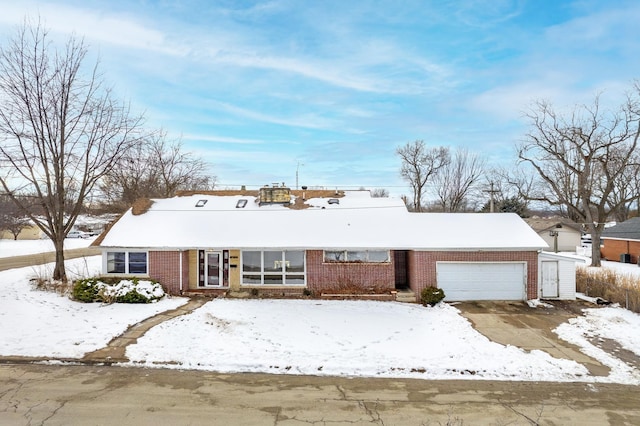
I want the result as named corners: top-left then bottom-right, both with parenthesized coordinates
top-left (0, 247), bottom-right (100, 271)
top-left (1, 363), bottom-right (639, 425)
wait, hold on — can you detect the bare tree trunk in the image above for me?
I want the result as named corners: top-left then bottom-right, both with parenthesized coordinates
top-left (53, 237), bottom-right (67, 282)
top-left (0, 20), bottom-right (144, 281)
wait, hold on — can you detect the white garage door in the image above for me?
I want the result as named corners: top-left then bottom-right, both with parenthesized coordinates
top-left (436, 262), bottom-right (526, 301)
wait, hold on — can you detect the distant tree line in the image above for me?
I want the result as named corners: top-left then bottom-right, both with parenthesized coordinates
top-left (397, 88), bottom-right (640, 267)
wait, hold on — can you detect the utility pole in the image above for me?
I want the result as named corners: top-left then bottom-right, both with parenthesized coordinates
top-left (484, 181), bottom-right (499, 213)
top-left (295, 161), bottom-right (304, 190)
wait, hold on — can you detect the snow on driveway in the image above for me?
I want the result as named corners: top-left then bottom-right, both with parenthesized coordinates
top-left (556, 306), bottom-right (640, 383)
top-left (0, 256), bottom-right (187, 358)
top-left (126, 298), bottom-right (640, 383)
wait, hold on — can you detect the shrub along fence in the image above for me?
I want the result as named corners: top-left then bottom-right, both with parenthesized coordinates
top-left (576, 267), bottom-right (640, 313)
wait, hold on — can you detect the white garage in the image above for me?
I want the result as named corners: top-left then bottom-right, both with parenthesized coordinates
top-left (436, 262), bottom-right (526, 301)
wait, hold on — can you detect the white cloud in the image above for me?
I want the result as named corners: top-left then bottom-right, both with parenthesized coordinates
top-left (0, 1), bottom-right (183, 55)
top-left (182, 134), bottom-right (264, 145)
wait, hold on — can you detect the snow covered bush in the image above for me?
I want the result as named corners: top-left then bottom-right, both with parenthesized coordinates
top-left (72, 277), bottom-right (166, 304)
top-left (421, 286), bottom-right (445, 307)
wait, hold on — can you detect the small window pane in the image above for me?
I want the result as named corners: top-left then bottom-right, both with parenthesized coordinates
top-left (242, 251), bottom-right (261, 272)
top-left (285, 275), bottom-right (305, 285)
top-left (263, 274), bottom-right (283, 285)
top-left (242, 275), bottom-right (262, 284)
top-left (285, 251), bottom-right (304, 272)
top-left (128, 252), bottom-right (147, 274)
top-left (107, 252), bottom-right (126, 273)
top-left (367, 251), bottom-right (389, 263)
top-left (264, 251), bottom-right (282, 272)
top-left (324, 251), bottom-right (344, 262)
top-left (346, 251), bottom-right (367, 262)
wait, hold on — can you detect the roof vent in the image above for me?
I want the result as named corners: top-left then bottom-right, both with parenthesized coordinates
top-left (195, 199), bottom-right (208, 207)
top-left (328, 198), bottom-right (339, 205)
top-left (236, 199), bottom-right (248, 209)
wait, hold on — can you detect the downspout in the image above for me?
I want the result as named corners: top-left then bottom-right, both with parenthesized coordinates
top-left (179, 249), bottom-right (183, 295)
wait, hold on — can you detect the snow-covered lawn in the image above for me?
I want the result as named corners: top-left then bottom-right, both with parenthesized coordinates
top-left (0, 237), bottom-right (95, 258)
top-left (0, 237), bottom-right (638, 384)
top-left (556, 306), bottom-right (640, 383)
top-left (597, 259), bottom-right (640, 278)
top-left (124, 298), bottom-right (640, 384)
top-left (0, 256), bottom-right (187, 358)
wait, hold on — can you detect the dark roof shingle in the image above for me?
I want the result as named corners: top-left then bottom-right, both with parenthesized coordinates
top-left (601, 217), bottom-right (640, 241)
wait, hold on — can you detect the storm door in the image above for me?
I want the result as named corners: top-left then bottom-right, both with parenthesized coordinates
top-left (198, 250), bottom-right (223, 287)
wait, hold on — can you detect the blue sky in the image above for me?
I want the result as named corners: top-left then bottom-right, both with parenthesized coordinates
top-left (1, 0), bottom-right (639, 195)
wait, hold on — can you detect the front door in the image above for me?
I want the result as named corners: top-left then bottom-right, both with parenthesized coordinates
top-left (199, 250), bottom-right (223, 287)
top-left (206, 251), bottom-right (223, 287)
top-left (541, 261), bottom-right (559, 298)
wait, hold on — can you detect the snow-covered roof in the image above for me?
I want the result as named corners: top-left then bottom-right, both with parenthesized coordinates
top-left (98, 192), bottom-right (548, 251)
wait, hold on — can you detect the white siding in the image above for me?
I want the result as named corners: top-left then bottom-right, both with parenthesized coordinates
top-left (538, 252), bottom-right (577, 300)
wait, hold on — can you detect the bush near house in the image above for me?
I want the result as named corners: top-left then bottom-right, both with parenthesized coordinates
top-left (576, 267), bottom-right (640, 313)
top-left (421, 287), bottom-right (445, 307)
top-left (72, 277), bottom-right (166, 304)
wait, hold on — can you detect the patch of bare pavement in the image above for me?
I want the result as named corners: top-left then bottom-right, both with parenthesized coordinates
top-left (0, 247), bottom-right (100, 272)
top-left (456, 300), bottom-right (617, 376)
top-left (1, 363), bottom-right (639, 425)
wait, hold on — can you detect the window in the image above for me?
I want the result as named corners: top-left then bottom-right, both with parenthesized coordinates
top-left (323, 250), bottom-right (389, 263)
top-left (241, 250), bottom-right (305, 285)
top-left (106, 251), bottom-right (147, 274)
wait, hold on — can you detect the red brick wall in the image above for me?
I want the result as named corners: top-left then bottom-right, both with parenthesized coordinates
top-left (407, 251), bottom-right (539, 300)
top-left (149, 251), bottom-right (189, 295)
top-left (306, 250), bottom-right (395, 293)
top-left (601, 239), bottom-right (640, 264)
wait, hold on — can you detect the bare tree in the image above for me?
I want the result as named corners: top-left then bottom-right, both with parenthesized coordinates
top-left (607, 151), bottom-right (640, 222)
top-left (0, 21), bottom-right (144, 280)
top-left (371, 188), bottom-right (389, 198)
top-left (518, 94), bottom-right (640, 266)
top-left (488, 167), bottom-right (536, 215)
top-left (432, 148), bottom-right (485, 212)
top-left (0, 195), bottom-right (31, 240)
top-left (396, 140), bottom-right (449, 212)
top-left (99, 130), bottom-right (216, 209)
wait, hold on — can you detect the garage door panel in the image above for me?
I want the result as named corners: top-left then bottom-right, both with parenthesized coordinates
top-left (437, 262), bottom-right (525, 301)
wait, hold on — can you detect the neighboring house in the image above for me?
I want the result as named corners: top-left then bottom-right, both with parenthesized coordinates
top-left (523, 218), bottom-right (583, 253)
top-left (95, 186), bottom-right (549, 302)
top-left (601, 217), bottom-right (640, 264)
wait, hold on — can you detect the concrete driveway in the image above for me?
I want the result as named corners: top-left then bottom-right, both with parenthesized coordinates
top-left (455, 300), bottom-right (610, 376)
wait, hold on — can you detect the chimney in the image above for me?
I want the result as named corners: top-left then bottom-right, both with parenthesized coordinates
top-left (259, 184), bottom-right (291, 206)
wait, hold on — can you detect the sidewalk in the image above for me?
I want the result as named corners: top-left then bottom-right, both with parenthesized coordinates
top-left (0, 247), bottom-right (100, 272)
top-left (0, 297), bottom-right (209, 366)
top-left (82, 297), bottom-right (209, 364)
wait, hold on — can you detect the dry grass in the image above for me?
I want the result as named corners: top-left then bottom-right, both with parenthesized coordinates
top-left (576, 266), bottom-right (640, 313)
top-left (29, 277), bottom-right (73, 295)
top-left (131, 198), bottom-right (154, 215)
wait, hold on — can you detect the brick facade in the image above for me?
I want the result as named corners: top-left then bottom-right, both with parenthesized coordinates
top-left (601, 239), bottom-right (640, 264)
top-left (149, 251), bottom-right (189, 295)
top-left (150, 249), bottom-right (539, 300)
top-left (407, 251), bottom-right (539, 300)
top-left (305, 250), bottom-right (395, 293)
